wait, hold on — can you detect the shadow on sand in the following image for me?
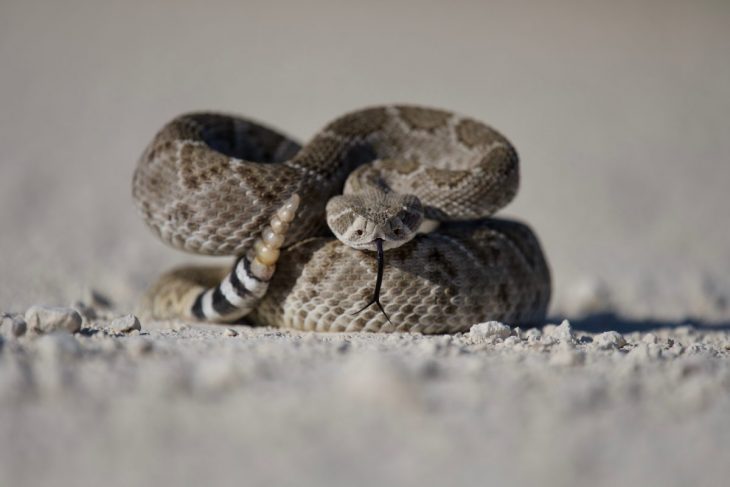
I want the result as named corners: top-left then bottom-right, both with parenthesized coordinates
top-left (548, 312), bottom-right (730, 334)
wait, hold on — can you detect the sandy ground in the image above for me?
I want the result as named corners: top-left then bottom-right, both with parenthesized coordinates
top-left (1, 0), bottom-right (729, 486)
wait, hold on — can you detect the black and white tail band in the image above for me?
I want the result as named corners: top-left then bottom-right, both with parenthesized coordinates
top-left (188, 194), bottom-right (300, 322)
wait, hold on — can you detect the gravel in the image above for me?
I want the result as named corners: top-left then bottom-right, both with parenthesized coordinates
top-left (1, 317), bottom-right (729, 487)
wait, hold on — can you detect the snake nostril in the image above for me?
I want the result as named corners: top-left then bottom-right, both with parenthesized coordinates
top-left (353, 229), bottom-right (364, 238)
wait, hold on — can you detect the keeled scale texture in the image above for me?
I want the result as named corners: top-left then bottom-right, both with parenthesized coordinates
top-left (133, 105), bottom-right (551, 331)
top-left (253, 219), bottom-right (550, 333)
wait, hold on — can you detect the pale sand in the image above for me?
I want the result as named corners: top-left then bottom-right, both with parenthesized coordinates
top-left (1, 0), bottom-right (729, 485)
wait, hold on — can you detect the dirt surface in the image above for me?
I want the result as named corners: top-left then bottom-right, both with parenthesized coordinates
top-left (1, 1), bottom-right (729, 486)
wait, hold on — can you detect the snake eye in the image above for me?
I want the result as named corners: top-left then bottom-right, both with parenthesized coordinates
top-left (393, 228), bottom-right (403, 237)
top-left (353, 229), bottom-right (364, 237)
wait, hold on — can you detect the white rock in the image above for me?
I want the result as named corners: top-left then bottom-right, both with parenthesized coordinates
top-left (524, 328), bottom-right (542, 341)
top-left (1, 313), bottom-right (27, 337)
top-left (110, 314), bottom-right (141, 333)
top-left (35, 332), bottom-right (82, 361)
top-left (593, 331), bottom-right (627, 350)
top-left (544, 320), bottom-right (575, 344)
top-left (224, 328), bottom-right (239, 337)
top-left (25, 305), bottom-right (82, 334)
top-left (470, 321), bottom-right (511, 340)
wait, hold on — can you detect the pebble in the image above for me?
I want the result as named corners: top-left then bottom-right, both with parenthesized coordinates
top-left (25, 305), bottom-right (82, 334)
top-left (110, 314), bottom-right (141, 334)
top-left (543, 319), bottom-right (575, 345)
top-left (1, 313), bottom-right (27, 337)
top-left (470, 321), bottom-right (511, 340)
top-left (593, 331), bottom-right (627, 350)
top-left (524, 328), bottom-right (542, 341)
top-left (224, 328), bottom-right (239, 337)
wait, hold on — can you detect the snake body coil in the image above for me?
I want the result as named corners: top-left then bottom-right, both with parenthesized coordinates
top-left (133, 105), bottom-right (550, 333)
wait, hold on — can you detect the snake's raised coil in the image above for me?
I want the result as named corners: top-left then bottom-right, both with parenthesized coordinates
top-left (133, 105), bottom-right (550, 333)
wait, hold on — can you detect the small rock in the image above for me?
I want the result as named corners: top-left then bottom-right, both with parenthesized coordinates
top-left (593, 331), bottom-right (627, 350)
top-left (1, 313), bottom-right (27, 337)
top-left (25, 305), bottom-right (82, 334)
top-left (470, 321), bottom-right (511, 340)
top-left (224, 328), bottom-right (239, 337)
top-left (111, 314), bottom-right (141, 334)
top-left (524, 328), bottom-right (542, 341)
top-left (36, 332), bottom-right (82, 361)
top-left (544, 320), bottom-right (575, 344)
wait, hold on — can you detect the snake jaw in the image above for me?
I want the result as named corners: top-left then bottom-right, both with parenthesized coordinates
top-left (352, 238), bottom-right (392, 325)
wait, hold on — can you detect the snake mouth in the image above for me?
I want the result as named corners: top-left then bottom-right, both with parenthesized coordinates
top-left (352, 238), bottom-right (392, 324)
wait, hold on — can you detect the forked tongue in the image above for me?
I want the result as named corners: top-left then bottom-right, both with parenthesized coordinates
top-left (353, 238), bottom-right (392, 324)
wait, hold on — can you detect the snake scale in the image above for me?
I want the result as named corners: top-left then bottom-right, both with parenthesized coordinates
top-left (133, 105), bottom-right (550, 333)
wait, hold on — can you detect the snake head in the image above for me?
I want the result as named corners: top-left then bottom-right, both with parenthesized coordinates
top-left (325, 189), bottom-right (423, 251)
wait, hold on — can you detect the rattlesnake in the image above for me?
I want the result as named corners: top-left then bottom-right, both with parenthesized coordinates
top-left (133, 105), bottom-right (550, 333)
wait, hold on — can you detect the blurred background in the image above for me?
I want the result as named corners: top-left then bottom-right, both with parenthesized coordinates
top-left (1, 0), bottom-right (728, 322)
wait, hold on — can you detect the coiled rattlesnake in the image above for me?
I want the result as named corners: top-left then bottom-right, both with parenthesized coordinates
top-left (133, 105), bottom-right (550, 333)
